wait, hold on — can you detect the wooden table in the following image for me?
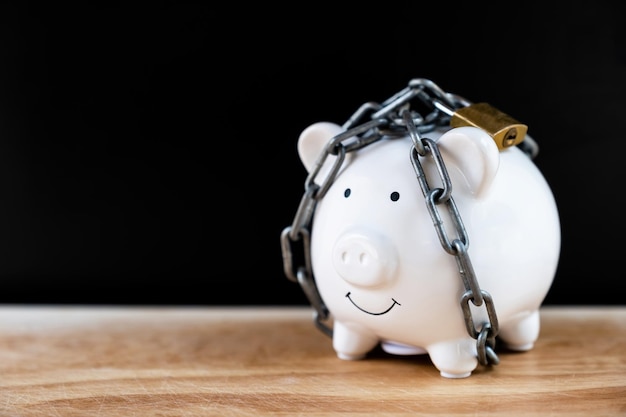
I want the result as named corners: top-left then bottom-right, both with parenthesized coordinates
top-left (0, 305), bottom-right (624, 416)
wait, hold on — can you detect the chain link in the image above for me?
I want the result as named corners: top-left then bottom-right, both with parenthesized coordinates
top-left (281, 78), bottom-right (534, 367)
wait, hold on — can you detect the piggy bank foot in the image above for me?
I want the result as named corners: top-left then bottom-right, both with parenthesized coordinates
top-left (332, 321), bottom-right (379, 361)
top-left (427, 339), bottom-right (478, 378)
top-left (498, 309), bottom-right (541, 352)
top-left (381, 340), bottom-right (427, 355)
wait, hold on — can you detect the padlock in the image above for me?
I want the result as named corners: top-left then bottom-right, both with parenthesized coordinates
top-left (435, 101), bottom-right (528, 150)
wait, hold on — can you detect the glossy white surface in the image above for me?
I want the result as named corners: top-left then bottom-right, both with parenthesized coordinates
top-left (298, 123), bottom-right (561, 378)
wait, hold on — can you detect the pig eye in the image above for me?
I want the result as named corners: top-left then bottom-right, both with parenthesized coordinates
top-left (344, 188), bottom-right (351, 198)
top-left (390, 191), bottom-right (400, 202)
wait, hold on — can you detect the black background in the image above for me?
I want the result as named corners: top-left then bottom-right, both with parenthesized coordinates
top-left (0, 3), bottom-right (623, 305)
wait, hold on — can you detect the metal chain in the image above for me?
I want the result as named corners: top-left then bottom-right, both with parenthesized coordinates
top-left (281, 78), bottom-right (534, 367)
top-left (280, 118), bottom-right (389, 337)
top-left (404, 109), bottom-right (500, 366)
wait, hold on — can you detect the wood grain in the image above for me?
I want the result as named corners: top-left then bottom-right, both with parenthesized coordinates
top-left (0, 306), bottom-right (624, 416)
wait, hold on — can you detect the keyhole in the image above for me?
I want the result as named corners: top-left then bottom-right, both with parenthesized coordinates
top-left (503, 128), bottom-right (517, 147)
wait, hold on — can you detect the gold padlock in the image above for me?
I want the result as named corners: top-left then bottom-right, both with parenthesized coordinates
top-left (436, 101), bottom-right (528, 150)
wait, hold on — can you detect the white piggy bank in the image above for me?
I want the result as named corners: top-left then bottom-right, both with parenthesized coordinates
top-left (298, 122), bottom-right (561, 378)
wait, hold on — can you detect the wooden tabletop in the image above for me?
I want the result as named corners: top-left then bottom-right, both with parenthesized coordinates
top-left (0, 305), bottom-right (624, 416)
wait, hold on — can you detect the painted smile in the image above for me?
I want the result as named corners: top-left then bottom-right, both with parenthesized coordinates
top-left (346, 292), bottom-right (400, 315)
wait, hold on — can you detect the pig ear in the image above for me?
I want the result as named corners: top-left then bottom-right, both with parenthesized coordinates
top-left (297, 122), bottom-right (349, 175)
top-left (436, 126), bottom-right (500, 198)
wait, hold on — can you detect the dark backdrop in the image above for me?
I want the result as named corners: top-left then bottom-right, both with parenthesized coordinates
top-left (0, 4), bottom-right (623, 305)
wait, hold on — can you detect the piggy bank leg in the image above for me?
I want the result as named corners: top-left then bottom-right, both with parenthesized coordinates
top-left (332, 321), bottom-right (379, 360)
top-left (427, 339), bottom-right (478, 378)
top-left (498, 309), bottom-right (541, 351)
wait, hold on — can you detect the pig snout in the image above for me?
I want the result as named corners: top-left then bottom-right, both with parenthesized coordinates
top-left (331, 230), bottom-right (398, 287)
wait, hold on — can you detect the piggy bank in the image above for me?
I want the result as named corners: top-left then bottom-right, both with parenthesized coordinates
top-left (297, 122), bottom-right (560, 378)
